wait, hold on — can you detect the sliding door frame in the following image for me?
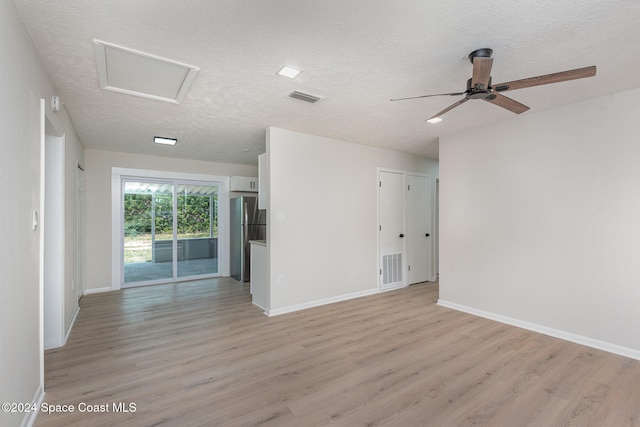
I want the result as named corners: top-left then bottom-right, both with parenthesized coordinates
top-left (111, 168), bottom-right (230, 290)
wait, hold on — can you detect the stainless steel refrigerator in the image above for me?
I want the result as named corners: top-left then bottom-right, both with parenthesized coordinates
top-left (230, 196), bottom-right (266, 282)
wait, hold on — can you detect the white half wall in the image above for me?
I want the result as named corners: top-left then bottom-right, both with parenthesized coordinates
top-left (267, 127), bottom-right (438, 313)
top-left (439, 87), bottom-right (640, 357)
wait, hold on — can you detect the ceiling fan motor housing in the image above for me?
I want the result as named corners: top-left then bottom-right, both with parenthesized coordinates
top-left (468, 48), bottom-right (493, 63)
top-left (466, 77), bottom-right (493, 99)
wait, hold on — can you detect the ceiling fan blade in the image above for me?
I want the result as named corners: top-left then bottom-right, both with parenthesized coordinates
top-left (426, 97), bottom-right (468, 121)
top-left (483, 93), bottom-right (530, 114)
top-left (492, 65), bottom-right (596, 92)
top-left (390, 91), bottom-right (466, 101)
top-left (471, 57), bottom-right (493, 90)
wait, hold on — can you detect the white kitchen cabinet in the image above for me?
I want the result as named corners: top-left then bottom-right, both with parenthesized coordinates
top-left (230, 176), bottom-right (258, 192)
top-left (250, 241), bottom-right (267, 310)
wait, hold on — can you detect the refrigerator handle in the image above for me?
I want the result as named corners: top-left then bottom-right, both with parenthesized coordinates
top-left (244, 202), bottom-right (249, 227)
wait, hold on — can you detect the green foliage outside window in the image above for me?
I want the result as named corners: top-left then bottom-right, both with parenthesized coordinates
top-left (124, 193), bottom-right (218, 238)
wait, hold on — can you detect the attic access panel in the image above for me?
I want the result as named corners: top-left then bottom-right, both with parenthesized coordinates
top-left (94, 39), bottom-right (199, 104)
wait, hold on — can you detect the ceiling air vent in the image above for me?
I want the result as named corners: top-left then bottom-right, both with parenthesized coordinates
top-left (288, 90), bottom-right (323, 104)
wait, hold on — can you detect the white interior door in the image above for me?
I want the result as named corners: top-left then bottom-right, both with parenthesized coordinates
top-left (378, 170), bottom-right (405, 290)
top-left (407, 174), bottom-right (432, 284)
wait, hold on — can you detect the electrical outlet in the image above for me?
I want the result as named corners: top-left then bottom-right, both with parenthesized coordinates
top-left (277, 274), bottom-right (285, 285)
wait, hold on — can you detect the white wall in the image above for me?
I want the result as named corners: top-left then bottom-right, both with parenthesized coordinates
top-left (439, 87), bottom-right (640, 358)
top-left (267, 127), bottom-right (438, 314)
top-left (84, 149), bottom-right (258, 291)
top-left (1, 0), bottom-right (84, 425)
top-left (44, 134), bottom-right (65, 350)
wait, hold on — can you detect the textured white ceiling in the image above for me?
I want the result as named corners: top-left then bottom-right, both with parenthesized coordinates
top-left (12, 0), bottom-right (640, 164)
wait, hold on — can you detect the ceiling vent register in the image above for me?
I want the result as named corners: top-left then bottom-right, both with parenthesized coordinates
top-left (288, 91), bottom-right (323, 103)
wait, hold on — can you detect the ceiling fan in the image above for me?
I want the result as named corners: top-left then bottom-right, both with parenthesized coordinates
top-left (391, 48), bottom-right (596, 122)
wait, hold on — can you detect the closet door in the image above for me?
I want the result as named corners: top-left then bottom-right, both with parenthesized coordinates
top-left (406, 174), bottom-right (432, 284)
top-left (378, 170), bottom-right (406, 290)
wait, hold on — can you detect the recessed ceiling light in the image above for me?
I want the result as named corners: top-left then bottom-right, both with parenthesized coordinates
top-left (277, 65), bottom-right (302, 79)
top-left (154, 136), bottom-right (177, 145)
top-left (427, 117), bottom-right (443, 124)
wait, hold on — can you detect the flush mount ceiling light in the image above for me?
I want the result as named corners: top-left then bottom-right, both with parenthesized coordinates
top-left (277, 65), bottom-right (302, 79)
top-left (154, 136), bottom-right (177, 145)
top-left (94, 39), bottom-right (199, 104)
top-left (427, 117), bottom-right (443, 124)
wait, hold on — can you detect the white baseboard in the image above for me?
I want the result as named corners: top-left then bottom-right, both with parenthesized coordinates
top-left (84, 286), bottom-right (112, 295)
top-left (21, 385), bottom-right (45, 427)
top-left (379, 282), bottom-right (405, 292)
top-left (266, 288), bottom-right (379, 317)
top-left (437, 299), bottom-right (640, 361)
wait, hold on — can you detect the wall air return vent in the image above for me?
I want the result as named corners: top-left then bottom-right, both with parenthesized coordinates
top-left (288, 90), bottom-right (323, 104)
top-left (94, 39), bottom-right (199, 104)
top-left (381, 253), bottom-right (402, 286)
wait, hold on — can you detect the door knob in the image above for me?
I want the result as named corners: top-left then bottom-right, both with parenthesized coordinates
top-left (399, 233), bottom-right (404, 238)
top-left (425, 233), bottom-right (430, 237)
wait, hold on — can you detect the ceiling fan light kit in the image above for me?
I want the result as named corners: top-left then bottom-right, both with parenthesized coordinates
top-left (392, 48), bottom-right (596, 122)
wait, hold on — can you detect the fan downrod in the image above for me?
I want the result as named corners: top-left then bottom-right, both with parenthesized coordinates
top-left (468, 48), bottom-right (493, 63)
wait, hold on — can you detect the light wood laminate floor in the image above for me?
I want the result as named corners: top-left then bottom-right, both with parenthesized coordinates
top-left (35, 278), bottom-right (640, 427)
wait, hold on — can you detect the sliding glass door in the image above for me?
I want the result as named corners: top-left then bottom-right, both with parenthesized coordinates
top-left (123, 180), bottom-right (174, 284)
top-left (123, 178), bottom-right (219, 286)
top-left (176, 184), bottom-right (218, 278)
